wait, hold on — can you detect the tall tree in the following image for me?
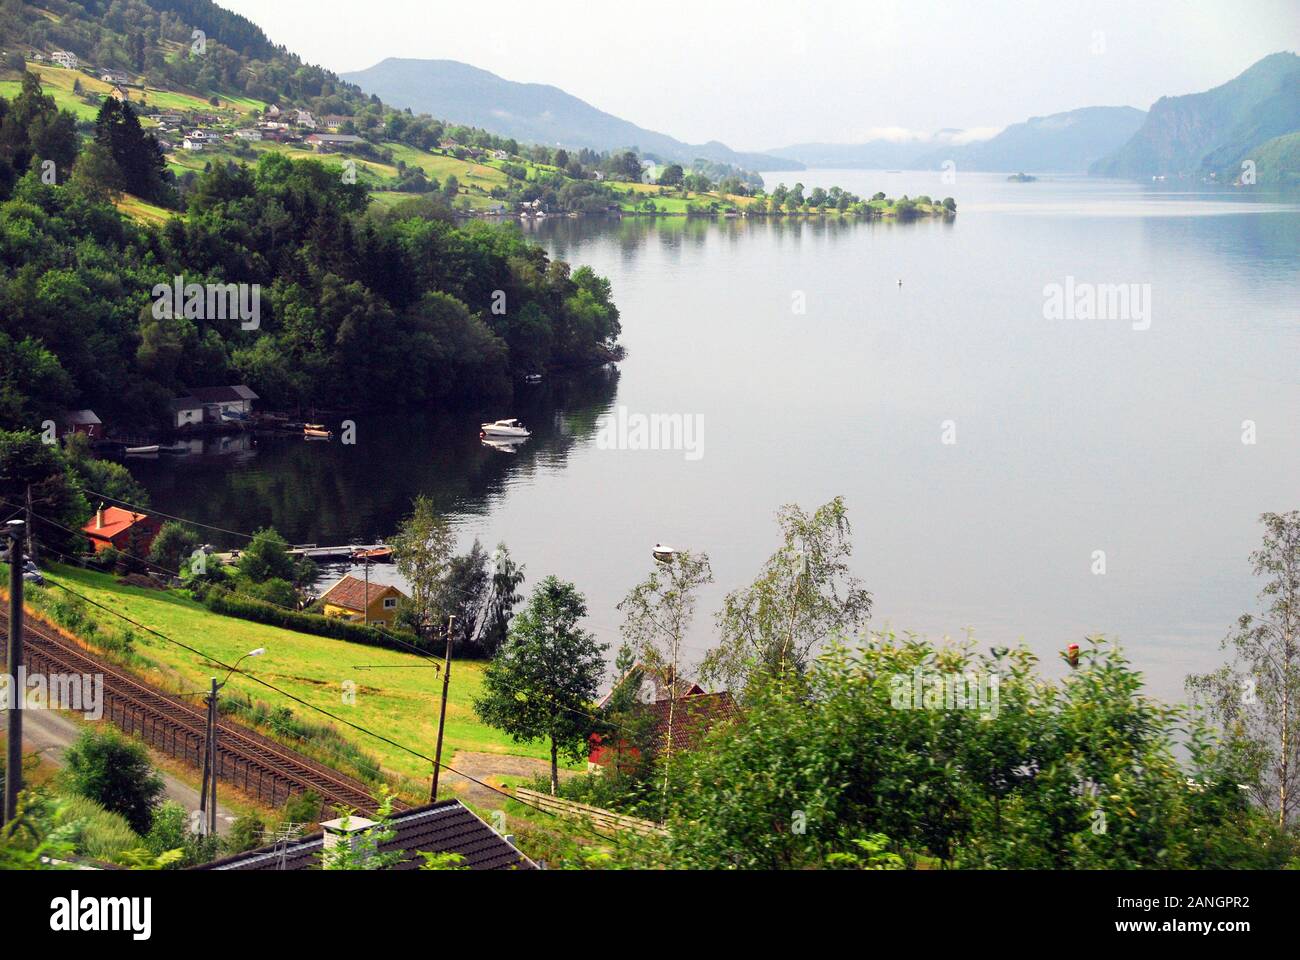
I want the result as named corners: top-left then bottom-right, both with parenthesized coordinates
top-left (389, 495), bottom-right (454, 646)
top-left (474, 576), bottom-right (606, 793)
top-left (1189, 511), bottom-right (1300, 827)
top-left (701, 496), bottom-right (872, 695)
top-left (618, 549), bottom-right (713, 807)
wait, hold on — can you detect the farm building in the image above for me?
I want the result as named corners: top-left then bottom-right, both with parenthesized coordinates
top-left (305, 133), bottom-right (363, 151)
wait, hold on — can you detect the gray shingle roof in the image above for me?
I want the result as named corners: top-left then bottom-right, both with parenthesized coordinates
top-left (197, 799), bottom-right (535, 871)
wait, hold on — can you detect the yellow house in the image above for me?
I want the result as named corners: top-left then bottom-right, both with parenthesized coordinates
top-left (318, 575), bottom-right (407, 629)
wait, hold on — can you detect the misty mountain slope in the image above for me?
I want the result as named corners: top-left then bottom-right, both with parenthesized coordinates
top-left (769, 106), bottom-right (1145, 172)
top-left (914, 106), bottom-right (1146, 172)
top-left (1091, 51), bottom-right (1300, 178)
top-left (341, 58), bottom-right (797, 170)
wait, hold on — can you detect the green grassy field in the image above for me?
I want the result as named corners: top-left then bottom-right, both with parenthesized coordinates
top-left (383, 142), bottom-right (512, 190)
top-left (2, 63), bottom-right (260, 122)
top-left (114, 194), bottom-right (174, 224)
top-left (29, 565), bottom-right (559, 792)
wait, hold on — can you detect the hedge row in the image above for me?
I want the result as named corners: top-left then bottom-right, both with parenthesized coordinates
top-left (198, 585), bottom-right (425, 654)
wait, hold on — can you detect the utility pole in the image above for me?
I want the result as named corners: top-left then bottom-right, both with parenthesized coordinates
top-left (193, 649), bottom-right (262, 838)
top-left (24, 485), bottom-right (35, 567)
top-left (206, 677), bottom-right (218, 836)
top-left (4, 520), bottom-right (25, 825)
top-left (429, 614), bottom-right (455, 802)
top-left (199, 677), bottom-right (216, 835)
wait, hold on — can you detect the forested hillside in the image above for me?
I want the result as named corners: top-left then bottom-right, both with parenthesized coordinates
top-left (0, 72), bottom-right (620, 432)
top-left (1091, 52), bottom-right (1300, 181)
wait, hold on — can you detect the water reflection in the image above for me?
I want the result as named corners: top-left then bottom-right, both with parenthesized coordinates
top-left (129, 364), bottom-right (620, 548)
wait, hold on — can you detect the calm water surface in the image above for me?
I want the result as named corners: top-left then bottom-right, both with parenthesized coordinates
top-left (129, 172), bottom-right (1300, 700)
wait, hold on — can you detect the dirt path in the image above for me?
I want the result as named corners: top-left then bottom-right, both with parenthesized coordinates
top-left (443, 751), bottom-right (580, 809)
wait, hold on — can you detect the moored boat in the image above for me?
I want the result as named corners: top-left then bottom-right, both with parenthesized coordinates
top-left (480, 418), bottom-right (530, 439)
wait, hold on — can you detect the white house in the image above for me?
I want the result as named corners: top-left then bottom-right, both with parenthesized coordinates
top-left (168, 396), bottom-right (203, 428)
top-left (170, 386), bottom-right (259, 427)
top-left (234, 128), bottom-right (262, 141)
top-left (51, 51), bottom-right (78, 69)
top-left (182, 137), bottom-right (204, 151)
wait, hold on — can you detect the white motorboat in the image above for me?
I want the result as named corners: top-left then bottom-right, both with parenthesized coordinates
top-left (480, 418), bottom-right (530, 439)
top-left (124, 445), bottom-right (160, 455)
top-left (652, 543), bottom-right (678, 563)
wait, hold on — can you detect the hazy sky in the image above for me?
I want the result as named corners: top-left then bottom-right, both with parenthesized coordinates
top-left (218, 0), bottom-right (1298, 150)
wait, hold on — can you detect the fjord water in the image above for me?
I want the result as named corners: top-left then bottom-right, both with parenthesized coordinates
top-left (130, 172), bottom-right (1300, 700)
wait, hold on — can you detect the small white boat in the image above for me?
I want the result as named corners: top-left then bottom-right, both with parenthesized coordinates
top-left (480, 418), bottom-right (530, 439)
top-left (124, 445), bottom-right (160, 455)
top-left (652, 543), bottom-right (678, 563)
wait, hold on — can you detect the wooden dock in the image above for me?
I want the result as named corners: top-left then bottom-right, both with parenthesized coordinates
top-left (210, 543), bottom-right (389, 565)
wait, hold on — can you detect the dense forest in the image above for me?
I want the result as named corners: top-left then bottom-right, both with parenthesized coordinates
top-left (0, 72), bottom-right (621, 432)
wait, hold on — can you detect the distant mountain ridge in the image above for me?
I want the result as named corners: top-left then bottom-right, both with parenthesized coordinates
top-left (769, 105), bottom-right (1146, 173)
top-left (1091, 51), bottom-right (1300, 180)
top-left (916, 106), bottom-right (1146, 172)
top-left (341, 58), bottom-right (799, 171)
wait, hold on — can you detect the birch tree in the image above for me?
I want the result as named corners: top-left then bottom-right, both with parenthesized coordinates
top-left (1188, 511), bottom-right (1300, 826)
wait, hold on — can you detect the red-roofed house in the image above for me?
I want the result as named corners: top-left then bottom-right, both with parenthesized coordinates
top-left (588, 664), bottom-right (740, 772)
top-left (83, 505), bottom-right (162, 555)
top-left (319, 575), bottom-right (408, 629)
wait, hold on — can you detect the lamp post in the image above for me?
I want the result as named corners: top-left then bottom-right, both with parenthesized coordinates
top-left (197, 647), bottom-right (265, 836)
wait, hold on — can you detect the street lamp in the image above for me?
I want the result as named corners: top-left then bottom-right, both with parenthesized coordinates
top-left (196, 647), bottom-right (265, 836)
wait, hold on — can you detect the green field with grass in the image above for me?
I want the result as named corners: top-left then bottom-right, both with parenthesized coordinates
top-left (26, 565), bottom-right (560, 793)
top-left (3, 63), bottom-right (261, 122)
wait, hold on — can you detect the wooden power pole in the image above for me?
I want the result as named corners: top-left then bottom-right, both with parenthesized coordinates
top-left (429, 615), bottom-right (456, 802)
top-left (4, 520), bottom-right (25, 824)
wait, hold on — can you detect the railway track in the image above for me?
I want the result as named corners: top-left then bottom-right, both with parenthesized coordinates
top-left (1, 606), bottom-right (405, 816)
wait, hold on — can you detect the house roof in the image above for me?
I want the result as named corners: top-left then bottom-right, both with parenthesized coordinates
top-left (197, 799), bottom-right (535, 871)
top-left (645, 692), bottom-right (740, 753)
top-left (187, 385), bottom-right (259, 404)
top-left (596, 662), bottom-right (705, 709)
top-left (83, 506), bottom-right (153, 541)
top-left (169, 396), bottom-right (203, 412)
top-left (319, 574), bottom-right (406, 612)
top-left (60, 409), bottom-right (101, 426)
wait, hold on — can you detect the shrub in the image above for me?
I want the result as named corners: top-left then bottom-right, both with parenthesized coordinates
top-left (61, 727), bottom-right (164, 834)
top-left (145, 801), bottom-right (220, 867)
top-left (55, 795), bottom-right (141, 862)
top-left (225, 814), bottom-right (266, 854)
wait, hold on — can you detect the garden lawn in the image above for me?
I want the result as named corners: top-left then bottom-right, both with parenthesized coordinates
top-left (33, 565), bottom-right (559, 789)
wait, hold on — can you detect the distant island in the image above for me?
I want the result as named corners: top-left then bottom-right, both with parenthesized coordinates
top-left (1007, 172), bottom-right (1038, 182)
